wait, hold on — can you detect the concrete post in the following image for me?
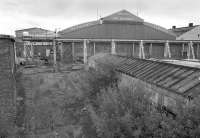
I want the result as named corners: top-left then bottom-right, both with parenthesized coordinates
top-left (93, 42), bottom-right (96, 56)
top-left (139, 40), bottom-right (145, 59)
top-left (59, 42), bottom-right (63, 62)
top-left (24, 42), bottom-right (27, 58)
top-left (83, 39), bottom-right (87, 64)
top-left (72, 42), bottom-right (75, 62)
top-left (132, 43), bottom-right (135, 57)
top-left (187, 41), bottom-right (195, 59)
top-left (14, 42), bottom-right (17, 64)
top-left (197, 44), bottom-right (200, 59)
top-left (149, 43), bottom-right (152, 58)
top-left (182, 43), bottom-right (185, 57)
top-left (164, 40), bottom-right (171, 58)
top-left (31, 42), bottom-right (34, 58)
top-left (53, 40), bottom-right (57, 71)
top-left (111, 40), bottom-right (116, 55)
top-left (190, 41), bottom-right (195, 59)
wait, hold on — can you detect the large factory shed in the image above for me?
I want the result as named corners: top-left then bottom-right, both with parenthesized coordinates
top-left (58, 10), bottom-right (176, 63)
top-left (60, 10), bottom-right (175, 40)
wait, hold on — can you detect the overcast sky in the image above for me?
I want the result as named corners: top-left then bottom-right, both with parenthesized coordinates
top-left (0, 0), bottom-right (200, 35)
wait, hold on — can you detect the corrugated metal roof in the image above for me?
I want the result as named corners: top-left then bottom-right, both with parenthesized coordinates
top-left (102, 10), bottom-right (144, 23)
top-left (60, 23), bottom-right (175, 40)
top-left (115, 57), bottom-right (200, 97)
top-left (60, 10), bottom-right (176, 40)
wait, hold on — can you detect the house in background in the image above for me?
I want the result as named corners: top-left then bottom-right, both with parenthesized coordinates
top-left (169, 23), bottom-right (200, 40)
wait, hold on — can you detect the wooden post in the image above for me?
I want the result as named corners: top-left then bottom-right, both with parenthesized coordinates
top-left (111, 40), bottom-right (116, 55)
top-left (53, 40), bottom-right (57, 72)
top-left (83, 39), bottom-right (87, 64)
top-left (132, 43), bottom-right (135, 57)
top-left (93, 42), bottom-right (96, 55)
top-left (72, 42), bottom-right (74, 62)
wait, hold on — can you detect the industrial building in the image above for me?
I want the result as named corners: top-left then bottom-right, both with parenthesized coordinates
top-left (60, 10), bottom-right (175, 40)
top-left (57, 10), bottom-right (176, 63)
top-left (15, 27), bottom-right (55, 61)
top-left (15, 10), bottom-right (200, 66)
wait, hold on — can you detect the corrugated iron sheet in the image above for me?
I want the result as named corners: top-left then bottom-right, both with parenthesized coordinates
top-left (116, 57), bottom-right (200, 96)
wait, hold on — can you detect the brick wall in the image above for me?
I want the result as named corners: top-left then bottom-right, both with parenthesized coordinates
top-left (0, 36), bottom-right (16, 137)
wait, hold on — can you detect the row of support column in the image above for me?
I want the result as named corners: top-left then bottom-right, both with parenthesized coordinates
top-left (55, 40), bottom-right (199, 66)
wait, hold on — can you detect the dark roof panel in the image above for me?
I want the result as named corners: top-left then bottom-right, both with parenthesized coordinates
top-left (115, 57), bottom-right (200, 97)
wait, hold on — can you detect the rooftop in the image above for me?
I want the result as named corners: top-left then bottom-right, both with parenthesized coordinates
top-left (59, 10), bottom-right (175, 40)
top-left (92, 54), bottom-right (200, 98)
top-left (169, 25), bottom-right (199, 37)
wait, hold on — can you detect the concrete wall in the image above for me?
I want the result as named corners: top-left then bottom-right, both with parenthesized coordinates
top-left (0, 36), bottom-right (16, 137)
top-left (118, 73), bottom-right (186, 114)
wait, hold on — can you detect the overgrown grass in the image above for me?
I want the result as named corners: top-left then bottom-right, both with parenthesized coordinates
top-left (81, 68), bottom-right (200, 138)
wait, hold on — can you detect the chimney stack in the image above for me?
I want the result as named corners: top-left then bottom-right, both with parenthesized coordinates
top-left (172, 26), bottom-right (176, 29)
top-left (189, 23), bottom-right (193, 27)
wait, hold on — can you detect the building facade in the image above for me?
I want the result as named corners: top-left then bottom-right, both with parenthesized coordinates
top-left (58, 10), bottom-right (176, 64)
top-left (169, 23), bottom-right (200, 40)
top-left (15, 27), bottom-right (55, 62)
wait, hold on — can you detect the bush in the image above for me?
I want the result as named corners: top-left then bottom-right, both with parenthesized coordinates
top-left (82, 69), bottom-right (200, 138)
